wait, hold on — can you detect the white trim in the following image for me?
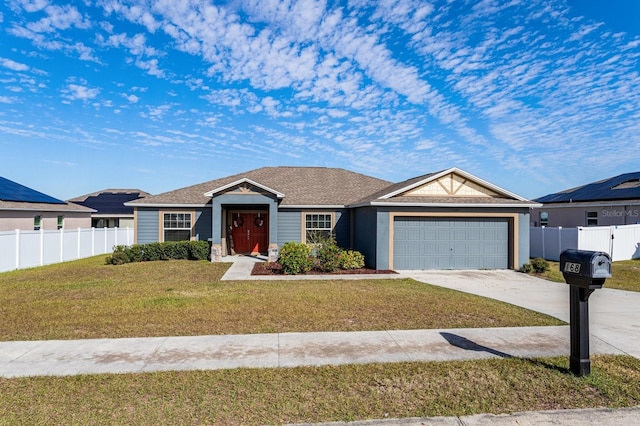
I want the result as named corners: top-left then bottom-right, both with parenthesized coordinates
top-left (203, 178), bottom-right (285, 198)
top-left (124, 203), bottom-right (205, 208)
top-left (368, 201), bottom-right (541, 208)
top-left (280, 205), bottom-right (345, 209)
top-left (379, 167), bottom-right (529, 201)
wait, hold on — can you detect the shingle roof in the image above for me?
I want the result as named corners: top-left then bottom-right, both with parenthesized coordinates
top-left (69, 189), bottom-right (150, 215)
top-left (128, 166), bottom-right (538, 208)
top-left (535, 172), bottom-right (640, 203)
top-left (129, 167), bottom-right (392, 207)
top-left (0, 200), bottom-right (95, 213)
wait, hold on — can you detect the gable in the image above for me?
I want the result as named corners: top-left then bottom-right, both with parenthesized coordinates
top-left (400, 172), bottom-right (500, 198)
top-left (204, 178), bottom-right (285, 199)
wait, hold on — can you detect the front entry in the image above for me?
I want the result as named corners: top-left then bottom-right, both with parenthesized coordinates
top-left (228, 211), bottom-right (269, 255)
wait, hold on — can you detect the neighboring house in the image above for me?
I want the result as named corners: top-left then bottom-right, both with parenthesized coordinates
top-left (127, 166), bottom-right (538, 270)
top-left (0, 176), bottom-right (93, 232)
top-left (533, 172), bottom-right (640, 227)
top-left (69, 189), bottom-right (149, 229)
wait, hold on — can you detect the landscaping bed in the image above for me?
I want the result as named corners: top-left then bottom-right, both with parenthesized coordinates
top-left (251, 261), bottom-right (397, 275)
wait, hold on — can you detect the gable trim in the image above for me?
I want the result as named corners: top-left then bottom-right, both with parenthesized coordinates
top-left (379, 167), bottom-right (528, 201)
top-left (204, 178), bottom-right (285, 199)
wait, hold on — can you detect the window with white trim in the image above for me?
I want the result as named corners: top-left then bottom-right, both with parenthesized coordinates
top-left (34, 215), bottom-right (42, 231)
top-left (57, 215), bottom-right (64, 230)
top-left (163, 213), bottom-right (192, 241)
top-left (304, 213), bottom-right (333, 243)
top-left (586, 211), bottom-right (598, 227)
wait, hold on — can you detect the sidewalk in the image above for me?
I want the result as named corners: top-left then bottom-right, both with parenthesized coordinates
top-left (1, 325), bottom-right (624, 378)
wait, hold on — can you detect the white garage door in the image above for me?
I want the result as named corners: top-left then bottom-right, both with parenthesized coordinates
top-left (393, 217), bottom-right (509, 270)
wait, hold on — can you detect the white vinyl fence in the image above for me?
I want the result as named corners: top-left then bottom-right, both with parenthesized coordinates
top-left (530, 224), bottom-right (640, 262)
top-left (0, 227), bottom-right (133, 273)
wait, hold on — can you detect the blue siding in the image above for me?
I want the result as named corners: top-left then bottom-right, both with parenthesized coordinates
top-left (277, 210), bottom-right (301, 246)
top-left (277, 209), bottom-right (351, 249)
top-left (334, 209), bottom-right (350, 248)
top-left (353, 207), bottom-right (378, 269)
top-left (136, 207), bottom-right (212, 244)
top-left (194, 208), bottom-right (212, 241)
top-left (136, 208), bottom-right (158, 244)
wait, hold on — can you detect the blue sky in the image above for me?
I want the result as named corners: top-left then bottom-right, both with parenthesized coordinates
top-left (1, 0), bottom-right (639, 201)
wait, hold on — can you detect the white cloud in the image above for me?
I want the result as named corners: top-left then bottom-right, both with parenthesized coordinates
top-left (26, 4), bottom-right (90, 32)
top-left (123, 93), bottom-right (139, 103)
top-left (62, 83), bottom-right (100, 101)
top-left (0, 57), bottom-right (30, 71)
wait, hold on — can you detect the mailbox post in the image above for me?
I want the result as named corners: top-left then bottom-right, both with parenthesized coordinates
top-left (559, 249), bottom-right (611, 376)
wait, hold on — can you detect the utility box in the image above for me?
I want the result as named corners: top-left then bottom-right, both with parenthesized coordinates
top-left (560, 249), bottom-right (611, 289)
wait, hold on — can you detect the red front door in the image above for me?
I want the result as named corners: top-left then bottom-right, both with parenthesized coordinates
top-left (229, 212), bottom-right (269, 254)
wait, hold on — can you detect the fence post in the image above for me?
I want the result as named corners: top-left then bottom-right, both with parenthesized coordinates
top-left (77, 228), bottom-right (81, 259)
top-left (541, 226), bottom-right (545, 260)
top-left (114, 226), bottom-right (118, 248)
top-left (104, 227), bottom-right (108, 253)
top-left (91, 227), bottom-right (95, 256)
top-left (60, 228), bottom-right (64, 262)
top-left (558, 226), bottom-right (563, 261)
top-left (15, 229), bottom-right (20, 270)
top-left (40, 229), bottom-right (44, 266)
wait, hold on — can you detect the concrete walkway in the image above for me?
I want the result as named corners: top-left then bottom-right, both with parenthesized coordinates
top-left (2, 257), bottom-right (639, 424)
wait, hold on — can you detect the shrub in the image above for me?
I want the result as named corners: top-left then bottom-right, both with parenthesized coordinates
top-left (531, 257), bottom-right (549, 273)
top-left (279, 241), bottom-right (313, 275)
top-left (106, 246), bottom-right (131, 265)
top-left (317, 237), bottom-right (343, 272)
top-left (340, 250), bottom-right (365, 270)
top-left (188, 241), bottom-right (210, 260)
top-left (105, 240), bottom-right (210, 265)
top-left (519, 263), bottom-right (533, 273)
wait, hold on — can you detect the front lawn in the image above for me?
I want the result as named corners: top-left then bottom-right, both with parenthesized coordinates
top-left (0, 256), bottom-right (563, 341)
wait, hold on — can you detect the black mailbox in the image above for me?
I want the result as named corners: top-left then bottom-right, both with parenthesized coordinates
top-left (559, 249), bottom-right (612, 376)
top-left (560, 249), bottom-right (611, 289)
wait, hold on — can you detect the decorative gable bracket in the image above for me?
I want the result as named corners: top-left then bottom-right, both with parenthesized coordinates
top-left (204, 178), bottom-right (285, 199)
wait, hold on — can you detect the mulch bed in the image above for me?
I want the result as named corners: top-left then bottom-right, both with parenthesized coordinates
top-left (251, 262), bottom-right (397, 276)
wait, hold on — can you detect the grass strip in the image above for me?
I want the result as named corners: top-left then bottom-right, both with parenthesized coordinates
top-left (0, 355), bottom-right (638, 425)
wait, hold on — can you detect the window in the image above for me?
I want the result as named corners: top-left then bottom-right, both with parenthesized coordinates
top-left (304, 213), bottom-right (333, 243)
top-left (539, 212), bottom-right (548, 227)
top-left (586, 211), bottom-right (598, 226)
top-left (163, 213), bottom-right (192, 241)
top-left (57, 215), bottom-right (64, 230)
top-left (34, 215), bottom-right (41, 231)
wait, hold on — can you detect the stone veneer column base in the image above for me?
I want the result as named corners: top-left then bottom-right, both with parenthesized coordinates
top-left (210, 244), bottom-right (223, 262)
top-left (268, 243), bottom-right (279, 262)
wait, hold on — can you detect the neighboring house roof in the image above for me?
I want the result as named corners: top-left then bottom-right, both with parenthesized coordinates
top-left (535, 172), bottom-right (640, 204)
top-left (128, 167), bottom-right (392, 207)
top-left (0, 176), bottom-right (94, 213)
top-left (69, 189), bottom-right (150, 215)
top-left (128, 166), bottom-right (537, 209)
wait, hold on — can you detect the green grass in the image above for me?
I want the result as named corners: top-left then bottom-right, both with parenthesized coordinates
top-left (0, 256), bottom-right (563, 341)
top-left (529, 259), bottom-right (640, 292)
top-left (0, 355), bottom-right (639, 425)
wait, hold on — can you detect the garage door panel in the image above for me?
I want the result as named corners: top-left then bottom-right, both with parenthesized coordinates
top-left (393, 217), bottom-right (509, 270)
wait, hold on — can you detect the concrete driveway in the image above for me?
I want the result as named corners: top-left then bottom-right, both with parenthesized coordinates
top-left (401, 270), bottom-right (640, 359)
